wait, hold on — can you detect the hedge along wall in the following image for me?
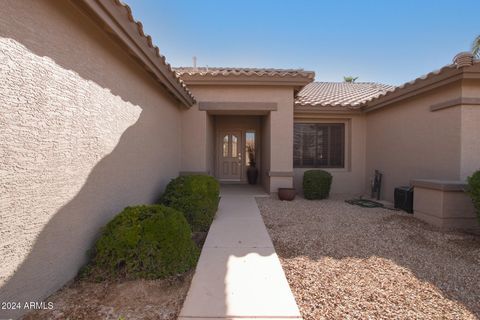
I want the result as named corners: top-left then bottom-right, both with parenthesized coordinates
top-left (84, 205), bottom-right (200, 280)
top-left (0, 1), bottom-right (183, 318)
top-left (161, 175), bottom-right (220, 232)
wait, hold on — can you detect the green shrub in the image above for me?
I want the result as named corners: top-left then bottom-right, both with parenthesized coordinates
top-left (161, 175), bottom-right (220, 232)
top-left (83, 205), bottom-right (199, 280)
top-left (467, 170), bottom-right (480, 224)
top-left (303, 170), bottom-right (333, 200)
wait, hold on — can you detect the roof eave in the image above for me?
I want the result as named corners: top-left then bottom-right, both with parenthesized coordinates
top-left (361, 63), bottom-right (480, 112)
top-left (178, 75), bottom-right (314, 88)
top-left (72, 0), bottom-right (196, 107)
top-left (294, 104), bottom-right (363, 114)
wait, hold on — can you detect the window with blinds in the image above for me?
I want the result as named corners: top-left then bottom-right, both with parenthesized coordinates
top-left (293, 123), bottom-right (345, 168)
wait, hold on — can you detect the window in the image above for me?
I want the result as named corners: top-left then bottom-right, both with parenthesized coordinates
top-left (293, 123), bottom-right (345, 168)
top-left (245, 131), bottom-right (255, 166)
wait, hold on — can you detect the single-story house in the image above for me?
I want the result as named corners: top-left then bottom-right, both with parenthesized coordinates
top-left (1, 0), bottom-right (479, 318)
top-left (175, 58), bottom-right (480, 200)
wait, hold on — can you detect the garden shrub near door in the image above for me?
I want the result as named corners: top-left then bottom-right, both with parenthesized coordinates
top-left (161, 175), bottom-right (220, 232)
top-left (303, 170), bottom-right (333, 200)
top-left (82, 205), bottom-right (199, 280)
top-left (467, 170), bottom-right (480, 223)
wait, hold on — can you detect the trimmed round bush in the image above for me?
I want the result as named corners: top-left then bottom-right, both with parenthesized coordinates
top-left (161, 175), bottom-right (220, 232)
top-left (84, 205), bottom-right (199, 280)
top-left (467, 170), bottom-right (480, 223)
top-left (303, 170), bottom-right (333, 200)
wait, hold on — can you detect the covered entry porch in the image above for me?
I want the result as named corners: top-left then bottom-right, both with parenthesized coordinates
top-left (213, 115), bottom-right (262, 184)
top-left (176, 67), bottom-right (315, 193)
top-left (202, 99), bottom-right (292, 193)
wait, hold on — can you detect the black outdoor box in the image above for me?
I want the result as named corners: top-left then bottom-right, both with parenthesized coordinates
top-left (394, 186), bottom-right (414, 213)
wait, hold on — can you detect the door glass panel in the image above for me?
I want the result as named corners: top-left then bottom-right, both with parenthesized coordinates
top-left (231, 135), bottom-right (238, 157)
top-left (223, 135), bottom-right (229, 157)
top-left (245, 131), bottom-right (255, 166)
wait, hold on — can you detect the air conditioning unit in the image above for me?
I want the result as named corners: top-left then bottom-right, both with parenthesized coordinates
top-left (394, 186), bottom-right (414, 213)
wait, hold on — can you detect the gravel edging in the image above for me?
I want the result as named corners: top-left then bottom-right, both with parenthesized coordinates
top-left (257, 196), bottom-right (480, 320)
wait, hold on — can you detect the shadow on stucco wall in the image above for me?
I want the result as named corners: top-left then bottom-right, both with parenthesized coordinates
top-left (0, 1), bottom-right (183, 318)
top-left (1, 108), bottom-right (163, 319)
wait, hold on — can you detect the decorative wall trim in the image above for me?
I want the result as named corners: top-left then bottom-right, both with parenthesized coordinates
top-left (199, 101), bottom-right (278, 112)
top-left (411, 179), bottom-right (467, 192)
top-left (268, 171), bottom-right (294, 177)
top-left (430, 97), bottom-right (480, 111)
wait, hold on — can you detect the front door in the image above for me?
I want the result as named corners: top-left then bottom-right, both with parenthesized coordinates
top-left (217, 130), bottom-right (242, 181)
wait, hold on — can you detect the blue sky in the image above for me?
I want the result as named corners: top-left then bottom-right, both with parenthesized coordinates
top-left (125, 0), bottom-right (479, 85)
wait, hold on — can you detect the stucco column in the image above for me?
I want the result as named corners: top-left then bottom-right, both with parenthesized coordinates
top-left (267, 94), bottom-right (294, 192)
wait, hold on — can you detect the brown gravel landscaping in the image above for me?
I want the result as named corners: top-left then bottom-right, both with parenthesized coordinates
top-left (22, 271), bottom-right (193, 320)
top-left (257, 196), bottom-right (480, 320)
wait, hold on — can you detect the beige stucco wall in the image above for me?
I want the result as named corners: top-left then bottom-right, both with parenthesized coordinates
top-left (181, 106), bottom-right (208, 172)
top-left (0, 1), bottom-right (182, 317)
top-left (365, 83), bottom-right (463, 202)
top-left (181, 85), bottom-right (295, 192)
top-left (206, 114), bottom-right (216, 176)
top-left (293, 113), bottom-right (367, 195)
top-left (413, 184), bottom-right (479, 231)
top-left (269, 90), bottom-right (295, 192)
top-left (461, 104), bottom-right (480, 180)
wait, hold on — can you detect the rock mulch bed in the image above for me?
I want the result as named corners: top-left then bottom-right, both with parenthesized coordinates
top-left (22, 271), bottom-right (193, 320)
top-left (256, 196), bottom-right (480, 320)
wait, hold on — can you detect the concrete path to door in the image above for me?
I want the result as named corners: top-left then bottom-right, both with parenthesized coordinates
top-left (179, 185), bottom-right (302, 320)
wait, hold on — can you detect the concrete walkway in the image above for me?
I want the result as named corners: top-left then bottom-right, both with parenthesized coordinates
top-left (179, 185), bottom-right (302, 320)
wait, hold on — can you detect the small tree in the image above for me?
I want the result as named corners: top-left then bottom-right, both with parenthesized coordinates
top-left (343, 76), bottom-right (358, 83)
top-left (472, 35), bottom-right (480, 58)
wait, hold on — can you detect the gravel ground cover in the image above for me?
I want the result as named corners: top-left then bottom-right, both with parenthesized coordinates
top-left (256, 196), bottom-right (480, 320)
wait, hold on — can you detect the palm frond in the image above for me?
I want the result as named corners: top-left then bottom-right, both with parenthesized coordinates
top-left (472, 35), bottom-right (480, 58)
top-left (343, 76), bottom-right (359, 83)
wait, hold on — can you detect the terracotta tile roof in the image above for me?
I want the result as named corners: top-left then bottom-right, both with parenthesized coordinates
top-left (297, 54), bottom-right (479, 111)
top-left (112, 0), bottom-right (195, 103)
top-left (175, 67), bottom-right (315, 79)
top-left (360, 65), bottom-right (456, 106)
top-left (361, 53), bottom-right (479, 110)
top-left (295, 82), bottom-right (394, 108)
